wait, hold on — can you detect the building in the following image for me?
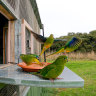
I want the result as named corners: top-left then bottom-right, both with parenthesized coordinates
top-left (0, 0), bottom-right (42, 95)
top-left (0, 0), bottom-right (42, 65)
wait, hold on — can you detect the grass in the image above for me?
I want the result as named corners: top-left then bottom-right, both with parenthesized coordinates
top-left (37, 60), bottom-right (96, 96)
top-left (55, 60), bottom-right (96, 96)
top-left (29, 52), bottom-right (96, 96)
top-left (46, 51), bottom-right (96, 61)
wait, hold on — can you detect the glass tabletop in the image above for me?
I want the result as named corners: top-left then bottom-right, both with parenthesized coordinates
top-left (0, 65), bottom-right (84, 88)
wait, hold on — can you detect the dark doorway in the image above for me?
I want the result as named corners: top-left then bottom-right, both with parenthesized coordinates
top-left (0, 13), bottom-right (8, 64)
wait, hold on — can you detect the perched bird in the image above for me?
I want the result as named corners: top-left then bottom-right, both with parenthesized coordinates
top-left (31, 31), bottom-right (67, 44)
top-left (32, 55), bottom-right (68, 79)
top-left (46, 37), bottom-right (82, 57)
top-left (40, 34), bottom-right (54, 56)
top-left (20, 54), bottom-right (40, 66)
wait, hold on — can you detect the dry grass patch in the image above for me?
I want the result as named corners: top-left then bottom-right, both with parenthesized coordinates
top-left (44, 51), bottom-right (96, 61)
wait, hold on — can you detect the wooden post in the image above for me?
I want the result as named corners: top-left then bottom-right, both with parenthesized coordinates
top-left (42, 24), bottom-right (46, 62)
top-left (21, 21), bottom-right (26, 54)
top-left (8, 21), bottom-right (15, 63)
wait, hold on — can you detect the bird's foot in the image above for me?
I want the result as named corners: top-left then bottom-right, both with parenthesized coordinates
top-left (49, 78), bottom-right (54, 83)
top-left (56, 77), bottom-right (63, 79)
top-left (39, 63), bottom-right (44, 66)
top-left (49, 77), bottom-right (63, 83)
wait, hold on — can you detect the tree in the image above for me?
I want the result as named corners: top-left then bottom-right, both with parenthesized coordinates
top-left (89, 30), bottom-right (96, 35)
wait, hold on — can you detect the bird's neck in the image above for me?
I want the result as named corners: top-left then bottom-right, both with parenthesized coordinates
top-left (54, 60), bottom-right (65, 66)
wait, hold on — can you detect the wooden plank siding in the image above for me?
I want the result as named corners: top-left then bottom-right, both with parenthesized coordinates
top-left (1, 0), bottom-right (42, 55)
top-left (5, 0), bottom-right (41, 54)
top-left (6, 0), bottom-right (16, 10)
top-left (19, 0), bottom-right (41, 55)
top-left (9, 21), bottom-right (15, 63)
top-left (0, 0), bottom-right (41, 61)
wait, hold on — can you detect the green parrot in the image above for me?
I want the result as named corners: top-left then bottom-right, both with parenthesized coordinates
top-left (32, 55), bottom-right (68, 79)
top-left (20, 54), bottom-right (41, 66)
top-left (46, 37), bottom-right (82, 57)
top-left (40, 34), bottom-right (54, 56)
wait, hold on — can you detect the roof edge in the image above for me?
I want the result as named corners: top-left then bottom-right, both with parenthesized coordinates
top-left (0, 0), bottom-right (19, 20)
top-left (30, 0), bottom-right (43, 29)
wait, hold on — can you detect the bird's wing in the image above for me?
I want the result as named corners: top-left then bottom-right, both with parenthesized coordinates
top-left (32, 65), bottom-right (56, 78)
top-left (40, 64), bottom-right (56, 77)
top-left (64, 37), bottom-right (82, 52)
top-left (54, 39), bottom-right (67, 43)
top-left (31, 31), bottom-right (46, 43)
top-left (40, 34), bottom-right (54, 56)
top-left (46, 47), bottom-right (64, 57)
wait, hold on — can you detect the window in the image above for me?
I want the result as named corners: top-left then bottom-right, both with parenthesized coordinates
top-left (21, 19), bottom-right (34, 54)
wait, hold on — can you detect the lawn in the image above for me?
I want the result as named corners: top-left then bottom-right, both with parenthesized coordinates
top-left (27, 60), bottom-right (96, 96)
top-left (56, 60), bottom-right (96, 96)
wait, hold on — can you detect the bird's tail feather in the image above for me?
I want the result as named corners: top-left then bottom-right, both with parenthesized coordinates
top-left (40, 48), bottom-right (45, 56)
top-left (46, 48), bottom-right (64, 57)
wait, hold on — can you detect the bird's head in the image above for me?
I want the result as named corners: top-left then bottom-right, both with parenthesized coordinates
top-left (50, 34), bottom-right (54, 38)
top-left (55, 55), bottom-right (68, 65)
top-left (36, 55), bottom-right (39, 60)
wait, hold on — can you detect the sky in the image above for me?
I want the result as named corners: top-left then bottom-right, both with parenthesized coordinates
top-left (36, 0), bottom-right (96, 38)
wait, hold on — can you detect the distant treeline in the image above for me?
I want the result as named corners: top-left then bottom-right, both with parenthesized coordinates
top-left (49, 30), bottom-right (96, 53)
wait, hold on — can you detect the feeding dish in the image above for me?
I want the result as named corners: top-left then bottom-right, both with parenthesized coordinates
top-left (18, 62), bottom-right (51, 72)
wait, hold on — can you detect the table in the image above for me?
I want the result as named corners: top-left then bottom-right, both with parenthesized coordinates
top-left (0, 65), bottom-right (84, 96)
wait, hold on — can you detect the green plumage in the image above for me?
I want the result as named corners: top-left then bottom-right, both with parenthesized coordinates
top-left (28, 54), bottom-right (39, 60)
top-left (40, 34), bottom-right (54, 56)
top-left (33, 55), bottom-right (68, 79)
top-left (64, 37), bottom-right (82, 52)
top-left (20, 54), bottom-right (40, 65)
top-left (46, 37), bottom-right (82, 57)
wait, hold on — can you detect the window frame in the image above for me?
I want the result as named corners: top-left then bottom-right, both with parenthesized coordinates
top-left (21, 19), bottom-right (34, 54)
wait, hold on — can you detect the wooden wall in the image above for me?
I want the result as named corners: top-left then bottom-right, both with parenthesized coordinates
top-left (19, 0), bottom-right (41, 55)
top-left (4, 0), bottom-right (41, 55)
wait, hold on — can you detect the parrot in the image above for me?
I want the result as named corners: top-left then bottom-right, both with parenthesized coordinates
top-left (40, 34), bottom-right (54, 56)
top-left (46, 37), bottom-right (82, 57)
top-left (20, 54), bottom-right (41, 66)
top-left (31, 31), bottom-right (67, 44)
top-left (32, 55), bottom-right (68, 79)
